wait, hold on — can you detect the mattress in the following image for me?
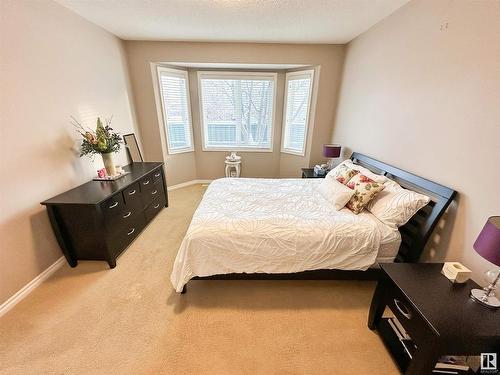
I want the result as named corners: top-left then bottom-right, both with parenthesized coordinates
top-left (171, 178), bottom-right (401, 292)
top-left (374, 217), bottom-right (401, 263)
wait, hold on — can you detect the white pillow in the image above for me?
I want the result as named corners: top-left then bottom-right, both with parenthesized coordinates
top-left (317, 176), bottom-right (355, 210)
top-left (366, 180), bottom-right (430, 228)
top-left (329, 159), bottom-right (386, 183)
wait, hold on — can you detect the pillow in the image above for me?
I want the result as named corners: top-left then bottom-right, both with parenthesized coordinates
top-left (317, 176), bottom-right (355, 210)
top-left (366, 180), bottom-right (430, 228)
top-left (340, 159), bottom-right (387, 183)
top-left (345, 174), bottom-right (385, 214)
top-left (327, 163), bottom-right (359, 184)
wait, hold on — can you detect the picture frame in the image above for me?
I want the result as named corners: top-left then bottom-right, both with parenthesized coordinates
top-left (123, 133), bottom-right (143, 163)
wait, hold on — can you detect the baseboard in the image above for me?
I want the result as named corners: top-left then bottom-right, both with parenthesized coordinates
top-left (167, 179), bottom-right (213, 191)
top-left (0, 256), bottom-right (65, 318)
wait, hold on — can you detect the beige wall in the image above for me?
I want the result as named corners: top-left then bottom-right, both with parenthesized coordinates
top-left (332, 0), bottom-right (500, 281)
top-left (0, 1), bottom-right (138, 305)
top-left (124, 42), bottom-right (345, 185)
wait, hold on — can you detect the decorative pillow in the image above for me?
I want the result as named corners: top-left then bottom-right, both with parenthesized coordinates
top-left (341, 159), bottom-right (387, 183)
top-left (366, 180), bottom-right (430, 228)
top-left (317, 176), bottom-right (355, 210)
top-left (345, 174), bottom-right (385, 214)
top-left (327, 163), bottom-right (359, 184)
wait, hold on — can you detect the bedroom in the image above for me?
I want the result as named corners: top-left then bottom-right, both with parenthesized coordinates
top-left (1, 0), bottom-right (499, 374)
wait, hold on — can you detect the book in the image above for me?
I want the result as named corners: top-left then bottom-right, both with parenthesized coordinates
top-left (433, 356), bottom-right (471, 374)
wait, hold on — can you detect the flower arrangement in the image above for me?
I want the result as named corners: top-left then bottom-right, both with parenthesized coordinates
top-left (72, 116), bottom-right (123, 177)
top-left (72, 116), bottom-right (122, 157)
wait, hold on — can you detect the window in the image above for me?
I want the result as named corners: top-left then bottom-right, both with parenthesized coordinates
top-left (281, 69), bottom-right (315, 156)
top-left (157, 67), bottom-right (194, 154)
top-left (198, 72), bottom-right (277, 151)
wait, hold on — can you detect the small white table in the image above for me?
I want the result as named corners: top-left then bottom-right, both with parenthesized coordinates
top-left (225, 160), bottom-right (241, 178)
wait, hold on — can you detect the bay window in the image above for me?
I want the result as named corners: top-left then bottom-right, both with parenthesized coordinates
top-left (198, 72), bottom-right (277, 151)
top-left (281, 69), bottom-right (315, 156)
top-left (157, 67), bottom-right (194, 154)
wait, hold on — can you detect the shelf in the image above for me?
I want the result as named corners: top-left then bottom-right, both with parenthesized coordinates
top-left (376, 317), bottom-right (415, 373)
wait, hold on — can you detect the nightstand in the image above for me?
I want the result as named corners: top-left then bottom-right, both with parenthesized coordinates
top-left (301, 168), bottom-right (326, 178)
top-left (369, 263), bottom-right (500, 375)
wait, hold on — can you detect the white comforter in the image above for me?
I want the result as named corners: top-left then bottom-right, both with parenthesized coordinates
top-left (171, 178), bottom-right (387, 292)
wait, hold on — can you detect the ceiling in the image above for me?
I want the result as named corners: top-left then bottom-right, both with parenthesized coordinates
top-left (56, 0), bottom-right (410, 44)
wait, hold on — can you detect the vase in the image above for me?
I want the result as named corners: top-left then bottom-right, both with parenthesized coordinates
top-left (101, 152), bottom-right (116, 176)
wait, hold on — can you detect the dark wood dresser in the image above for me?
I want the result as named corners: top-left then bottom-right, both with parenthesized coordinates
top-left (41, 162), bottom-right (168, 268)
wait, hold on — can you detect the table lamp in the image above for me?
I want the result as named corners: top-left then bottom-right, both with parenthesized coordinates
top-left (470, 216), bottom-right (500, 308)
top-left (323, 144), bottom-right (341, 170)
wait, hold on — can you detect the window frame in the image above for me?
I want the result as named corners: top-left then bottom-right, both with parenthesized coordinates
top-left (156, 66), bottom-right (194, 155)
top-left (280, 69), bottom-right (315, 156)
top-left (197, 70), bottom-right (278, 152)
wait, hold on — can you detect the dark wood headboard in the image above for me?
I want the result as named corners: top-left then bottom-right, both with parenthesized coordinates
top-left (350, 152), bottom-right (457, 263)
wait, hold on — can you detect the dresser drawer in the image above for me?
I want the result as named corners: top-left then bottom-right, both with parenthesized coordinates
top-left (140, 174), bottom-right (154, 191)
top-left (152, 168), bottom-right (163, 183)
top-left (142, 179), bottom-right (164, 208)
top-left (145, 195), bottom-right (166, 223)
top-left (101, 193), bottom-right (125, 221)
top-left (386, 282), bottom-right (433, 346)
top-left (107, 213), bottom-right (146, 257)
top-left (120, 207), bottom-right (139, 222)
top-left (123, 182), bottom-right (141, 208)
top-left (105, 206), bottom-right (141, 234)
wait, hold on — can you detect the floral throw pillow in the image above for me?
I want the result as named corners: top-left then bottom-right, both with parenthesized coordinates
top-left (345, 174), bottom-right (385, 214)
top-left (328, 164), bottom-right (359, 184)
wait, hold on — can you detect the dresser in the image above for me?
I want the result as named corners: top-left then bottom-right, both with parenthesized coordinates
top-left (41, 162), bottom-right (168, 268)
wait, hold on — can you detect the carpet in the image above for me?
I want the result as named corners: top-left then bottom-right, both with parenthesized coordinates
top-left (0, 184), bottom-right (398, 374)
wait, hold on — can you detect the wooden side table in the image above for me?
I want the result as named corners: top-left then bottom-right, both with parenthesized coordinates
top-left (368, 263), bottom-right (500, 374)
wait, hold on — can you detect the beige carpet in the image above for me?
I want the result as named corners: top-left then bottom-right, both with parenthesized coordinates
top-left (0, 184), bottom-right (398, 375)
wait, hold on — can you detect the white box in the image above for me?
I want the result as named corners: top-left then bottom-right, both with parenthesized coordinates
top-left (441, 262), bottom-right (472, 283)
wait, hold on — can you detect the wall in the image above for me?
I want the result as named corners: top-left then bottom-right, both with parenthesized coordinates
top-left (332, 0), bottom-right (500, 281)
top-left (0, 0), bottom-right (138, 305)
top-left (124, 42), bottom-right (345, 185)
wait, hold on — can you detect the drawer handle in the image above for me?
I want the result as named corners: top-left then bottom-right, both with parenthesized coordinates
top-left (108, 202), bottom-right (119, 209)
top-left (127, 228), bottom-right (135, 236)
top-left (128, 189), bottom-right (136, 195)
top-left (154, 203), bottom-right (160, 209)
top-left (152, 190), bottom-right (158, 195)
top-left (154, 173), bottom-right (160, 178)
top-left (394, 299), bottom-right (412, 320)
top-left (123, 211), bottom-right (131, 219)
top-left (143, 180), bottom-right (150, 185)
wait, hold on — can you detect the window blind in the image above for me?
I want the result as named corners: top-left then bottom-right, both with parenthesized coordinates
top-left (158, 68), bottom-right (193, 153)
top-left (199, 73), bottom-right (276, 150)
top-left (282, 70), bottom-right (314, 155)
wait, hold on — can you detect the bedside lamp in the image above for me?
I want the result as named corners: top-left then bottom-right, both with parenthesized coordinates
top-left (470, 216), bottom-right (500, 308)
top-left (323, 144), bottom-right (341, 170)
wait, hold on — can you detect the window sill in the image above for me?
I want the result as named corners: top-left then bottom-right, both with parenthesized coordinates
top-left (168, 147), bottom-right (195, 155)
top-left (202, 146), bottom-right (273, 153)
top-left (280, 148), bottom-right (306, 156)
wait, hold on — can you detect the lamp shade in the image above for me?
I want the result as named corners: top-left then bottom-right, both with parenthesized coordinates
top-left (323, 144), bottom-right (341, 158)
top-left (473, 216), bottom-right (500, 267)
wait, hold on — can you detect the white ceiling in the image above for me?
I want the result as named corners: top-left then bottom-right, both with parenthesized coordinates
top-left (56, 0), bottom-right (410, 44)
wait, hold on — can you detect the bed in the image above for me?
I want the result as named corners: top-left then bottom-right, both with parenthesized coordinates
top-left (171, 153), bottom-right (456, 293)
